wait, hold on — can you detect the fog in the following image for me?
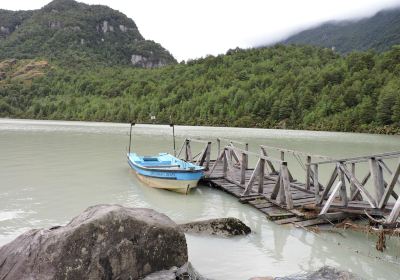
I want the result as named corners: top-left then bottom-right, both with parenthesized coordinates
top-left (2, 0), bottom-right (400, 60)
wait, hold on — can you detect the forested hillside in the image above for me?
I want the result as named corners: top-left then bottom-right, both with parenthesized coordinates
top-left (283, 7), bottom-right (400, 53)
top-left (1, 45), bottom-right (400, 134)
top-left (0, 0), bottom-right (175, 67)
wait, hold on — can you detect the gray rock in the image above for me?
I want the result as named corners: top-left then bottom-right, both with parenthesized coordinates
top-left (0, 204), bottom-right (188, 280)
top-left (131, 54), bottom-right (168, 68)
top-left (144, 262), bottom-right (210, 280)
top-left (180, 217), bottom-right (251, 237)
top-left (0, 26), bottom-right (10, 34)
top-left (275, 266), bottom-right (363, 280)
top-left (49, 21), bottom-right (61, 29)
top-left (119, 24), bottom-right (128, 32)
top-left (102, 20), bottom-right (108, 33)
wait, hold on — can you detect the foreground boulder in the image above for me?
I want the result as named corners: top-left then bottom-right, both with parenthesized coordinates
top-left (0, 204), bottom-right (188, 280)
top-left (180, 217), bottom-right (251, 237)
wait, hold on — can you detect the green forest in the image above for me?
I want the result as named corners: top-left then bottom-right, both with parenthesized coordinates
top-left (1, 44), bottom-right (400, 134)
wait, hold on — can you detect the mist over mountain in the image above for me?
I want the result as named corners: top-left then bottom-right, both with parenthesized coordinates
top-left (0, 0), bottom-right (176, 67)
top-left (282, 7), bottom-right (400, 53)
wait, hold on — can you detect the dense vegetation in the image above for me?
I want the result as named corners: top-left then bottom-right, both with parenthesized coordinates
top-left (0, 1), bottom-right (399, 134)
top-left (1, 45), bottom-right (400, 134)
top-left (283, 7), bottom-right (400, 53)
top-left (0, 0), bottom-right (175, 66)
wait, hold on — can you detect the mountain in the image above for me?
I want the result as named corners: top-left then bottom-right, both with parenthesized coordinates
top-left (282, 7), bottom-right (400, 53)
top-left (0, 0), bottom-right (176, 67)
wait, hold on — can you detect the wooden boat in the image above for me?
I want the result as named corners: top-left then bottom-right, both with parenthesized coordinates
top-left (127, 123), bottom-right (204, 194)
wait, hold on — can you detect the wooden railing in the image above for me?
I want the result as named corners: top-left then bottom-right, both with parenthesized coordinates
top-left (259, 145), bottom-right (333, 191)
top-left (310, 151), bottom-right (400, 224)
top-left (178, 138), bottom-right (400, 225)
top-left (177, 138), bottom-right (212, 169)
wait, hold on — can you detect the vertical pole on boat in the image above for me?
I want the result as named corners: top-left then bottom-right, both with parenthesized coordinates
top-left (128, 122), bottom-right (135, 154)
top-left (170, 123), bottom-right (176, 156)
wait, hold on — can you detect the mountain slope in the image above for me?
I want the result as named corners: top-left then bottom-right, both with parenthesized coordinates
top-left (0, 0), bottom-right (176, 67)
top-left (1, 45), bottom-right (399, 134)
top-left (282, 7), bottom-right (400, 53)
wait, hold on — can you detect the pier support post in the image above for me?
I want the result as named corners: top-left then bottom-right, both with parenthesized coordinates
top-left (306, 156), bottom-right (311, 190)
top-left (313, 164), bottom-right (320, 203)
top-left (223, 149), bottom-right (228, 178)
top-left (258, 159), bottom-right (265, 194)
top-left (240, 152), bottom-right (247, 186)
top-left (281, 163), bottom-right (293, 209)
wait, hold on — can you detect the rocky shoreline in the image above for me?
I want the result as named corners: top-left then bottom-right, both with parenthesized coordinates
top-left (0, 204), bottom-right (362, 280)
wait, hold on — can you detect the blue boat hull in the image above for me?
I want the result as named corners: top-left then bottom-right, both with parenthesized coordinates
top-left (127, 153), bottom-right (204, 194)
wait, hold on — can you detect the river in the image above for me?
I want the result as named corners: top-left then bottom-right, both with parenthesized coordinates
top-left (0, 119), bottom-right (399, 279)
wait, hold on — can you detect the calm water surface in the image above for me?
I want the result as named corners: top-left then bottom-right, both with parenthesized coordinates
top-left (1, 119), bottom-right (400, 279)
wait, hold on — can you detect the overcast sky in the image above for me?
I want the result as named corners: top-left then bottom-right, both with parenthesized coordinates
top-left (2, 0), bottom-right (400, 60)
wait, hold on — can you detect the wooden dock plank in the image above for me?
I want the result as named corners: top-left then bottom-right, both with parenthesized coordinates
top-left (275, 217), bottom-right (304, 225)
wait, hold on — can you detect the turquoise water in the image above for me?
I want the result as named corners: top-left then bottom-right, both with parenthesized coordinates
top-left (0, 119), bottom-right (400, 279)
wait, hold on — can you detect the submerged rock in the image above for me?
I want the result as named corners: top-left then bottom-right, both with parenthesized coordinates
top-left (275, 266), bottom-right (363, 280)
top-left (0, 204), bottom-right (188, 280)
top-left (144, 262), bottom-right (210, 280)
top-left (180, 217), bottom-right (251, 237)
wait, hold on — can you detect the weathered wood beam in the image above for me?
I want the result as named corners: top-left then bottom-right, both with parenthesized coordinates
top-left (349, 163), bottom-right (363, 201)
top-left (177, 139), bottom-right (186, 158)
top-left (204, 142), bottom-right (211, 169)
top-left (260, 147), bottom-right (277, 174)
top-left (313, 151), bottom-right (400, 165)
top-left (225, 149), bottom-right (234, 172)
top-left (370, 157), bottom-right (385, 205)
top-left (318, 167), bottom-right (338, 205)
top-left (222, 150), bottom-right (228, 178)
top-left (196, 145), bottom-right (207, 166)
top-left (277, 172), bottom-right (286, 205)
top-left (379, 159), bottom-right (400, 209)
top-left (306, 156), bottom-right (311, 190)
top-left (207, 149), bottom-right (225, 176)
top-left (378, 160), bottom-right (400, 199)
top-left (270, 173), bottom-right (281, 200)
top-left (320, 181), bottom-right (342, 215)
top-left (186, 138), bottom-right (211, 144)
top-left (259, 144), bottom-right (332, 160)
top-left (350, 172), bottom-right (370, 201)
top-left (313, 164), bottom-right (320, 203)
top-left (258, 159), bottom-right (265, 194)
top-left (243, 159), bottom-right (261, 195)
top-left (387, 197), bottom-right (400, 224)
top-left (339, 164), bottom-right (376, 208)
top-left (229, 146), bottom-right (241, 164)
top-left (226, 146), bottom-right (282, 163)
top-left (338, 164), bottom-right (348, 207)
top-left (240, 152), bottom-right (247, 186)
top-left (186, 140), bottom-right (193, 162)
top-left (281, 163), bottom-right (293, 209)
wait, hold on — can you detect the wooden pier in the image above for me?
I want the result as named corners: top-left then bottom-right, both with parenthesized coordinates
top-left (178, 138), bottom-right (400, 229)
